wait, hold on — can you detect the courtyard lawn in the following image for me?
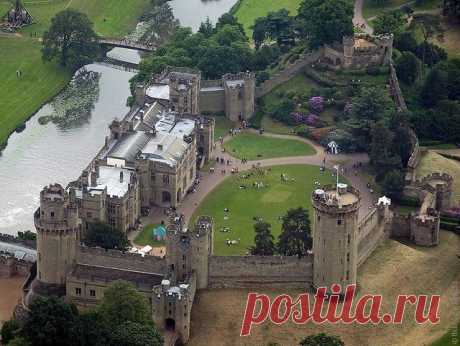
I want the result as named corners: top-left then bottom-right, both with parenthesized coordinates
top-left (233, 0), bottom-right (302, 37)
top-left (133, 223), bottom-right (165, 247)
top-left (224, 132), bottom-right (316, 160)
top-left (213, 115), bottom-right (235, 141)
top-left (192, 164), bottom-right (338, 255)
top-left (0, 37), bottom-right (70, 149)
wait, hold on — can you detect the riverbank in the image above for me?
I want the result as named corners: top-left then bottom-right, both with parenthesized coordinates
top-left (0, 0), bottom-right (152, 150)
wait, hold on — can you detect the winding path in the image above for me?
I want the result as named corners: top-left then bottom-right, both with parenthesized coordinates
top-left (134, 130), bottom-right (377, 241)
top-left (354, 0), bottom-right (374, 34)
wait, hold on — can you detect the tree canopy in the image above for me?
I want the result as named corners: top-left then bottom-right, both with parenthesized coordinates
top-left (42, 9), bottom-right (99, 69)
top-left (84, 222), bottom-right (129, 251)
top-left (299, 333), bottom-right (345, 346)
top-left (395, 51), bottom-right (421, 85)
top-left (250, 221), bottom-right (276, 256)
top-left (373, 10), bottom-right (406, 35)
top-left (278, 208), bottom-right (312, 257)
top-left (297, 0), bottom-right (354, 48)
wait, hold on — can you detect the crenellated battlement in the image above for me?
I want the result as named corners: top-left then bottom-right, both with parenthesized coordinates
top-left (312, 184), bottom-right (361, 214)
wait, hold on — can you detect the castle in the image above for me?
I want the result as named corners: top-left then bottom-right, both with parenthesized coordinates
top-left (16, 45), bottom-right (455, 344)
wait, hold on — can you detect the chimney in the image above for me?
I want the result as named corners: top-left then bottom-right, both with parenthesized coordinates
top-left (120, 171), bottom-right (124, 183)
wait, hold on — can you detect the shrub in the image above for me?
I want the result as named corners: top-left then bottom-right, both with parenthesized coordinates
top-left (309, 96), bottom-right (325, 113)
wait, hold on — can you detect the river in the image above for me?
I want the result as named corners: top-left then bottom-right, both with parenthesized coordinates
top-left (170, 0), bottom-right (238, 31)
top-left (0, 0), bottom-right (236, 236)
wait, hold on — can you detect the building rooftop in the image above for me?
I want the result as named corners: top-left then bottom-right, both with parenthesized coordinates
top-left (146, 84), bottom-right (170, 100)
top-left (225, 79), bottom-right (244, 88)
top-left (108, 131), bottom-right (151, 162)
top-left (91, 166), bottom-right (134, 198)
top-left (70, 263), bottom-right (163, 289)
top-left (140, 133), bottom-right (188, 167)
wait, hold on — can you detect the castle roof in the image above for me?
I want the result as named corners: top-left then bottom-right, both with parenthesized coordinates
top-left (108, 131), bottom-right (151, 162)
top-left (69, 263), bottom-right (164, 290)
top-left (146, 84), bottom-right (170, 100)
top-left (91, 166), bottom-right (134, 198)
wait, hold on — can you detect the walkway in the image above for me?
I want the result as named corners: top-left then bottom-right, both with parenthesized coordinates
top-left (98, 38), bottom-right (155, 52)
top-left (354, 0), bottom-right (374, 34)
top-left (141, 130), bottom-right (376, 231)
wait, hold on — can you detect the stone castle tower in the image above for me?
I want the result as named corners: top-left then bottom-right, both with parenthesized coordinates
top-left (152, 215), bottom-right (213, 343)
top-left (223, 72), bottom-right (255, 121)
top-left (34, 184), bottom-right (80, 294)
top-left (168, 70), bottom-right (201, 114)
top-left (165, 215), bottom-right (213, 288)
top-left (312, 183), bottom-right (361, 293)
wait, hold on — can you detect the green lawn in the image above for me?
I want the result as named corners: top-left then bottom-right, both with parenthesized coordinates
top-left (213, 115), bottom-right (235, 141)
top-left (224, 132), bottom-right (316, 160)
top-left (0, 0), bottom-right (151, 148)
top-left (133, 224), bottom-right (165, 247)
top-left (234, 0), bottom-right (302, 37)
top-left (430, 323), bottom-right (460, 346)
top-left (362, 0), bottom-right (440, 19)
top-left (192, 164), bottom-right (339, 255)
top-left (7, 0), bottom-right (151, 37)
top-left (0, 37), bottom-right (71, 149)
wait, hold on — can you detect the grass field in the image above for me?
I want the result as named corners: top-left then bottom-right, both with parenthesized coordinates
top-left (192, 164), bottom-right (337, 255)
top-left (224, 133), bottom-right (316, 160)
top-left (133, 223), bottom-right (165, 247)
top-left (233, 0), bottom-right (302, 37)
top-left (0, 37), bottom-right (70, 149)
top-left (2, 0), bottom-right (151, 37)
top-left (362, 0), bottom-right (440, 19)
top-left (430, 323), bottom-right (460, 346)
top-left (213, 115), bottom-right (235, 141)
top-left (0, 0), bottom-right (151, 149)
top-left (188, 230), bottom-right (460, 345)
top-left (417, 150), bottom-right (460, 204)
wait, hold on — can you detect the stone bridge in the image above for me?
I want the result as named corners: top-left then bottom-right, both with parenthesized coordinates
top-left (98, 38), bottom-right (155, 52)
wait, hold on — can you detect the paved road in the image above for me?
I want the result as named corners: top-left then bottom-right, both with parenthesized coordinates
top-left (138, 131), bottom-right (377, 234)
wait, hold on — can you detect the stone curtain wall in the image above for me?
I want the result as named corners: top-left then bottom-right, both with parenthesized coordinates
top-left (77, 245), bottom-right (166, 274)
top-left (208, 255), bottom-right (313, 288)
top-left (357, 209), bottom-right (389, 267)
top-left (255, 50), bottom-right (322, 98)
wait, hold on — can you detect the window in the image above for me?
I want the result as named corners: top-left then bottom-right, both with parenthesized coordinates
top-left (163, 174), bottom-right (170, 185)
top-left (337, 219), bottom-right (342, 225)
top-left (317, 215), bottom-right (320, 221)
top-left (151, 172), bottom-right (156, 182)
top-left (347, 234), bottom-right (351, 244)
top-left (90, 289), bottom-right (96, 297)
top-left (347, 252), bottom-right (350, 262)
top-left (86, 212), bottom-right (92, 218)
top-left (50, 212), bottom-right (55, 218)
top-left (346, 270), bottom-right (349, 280)
top-left (75, 288), bottom-right (81, 296)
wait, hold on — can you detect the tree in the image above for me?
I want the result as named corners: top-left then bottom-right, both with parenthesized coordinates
top-left (1, 320), bottom-right (21, 345)
top-left (109, 321), bottom-right (163, 346)
top-left (6, 337), bottom-right (31, 346)
top-left (299, 333), bottom-right (345, 346)
top-left (394, 31), bottom-right (418, 53)
top-left (442, 0), bottom-right (460, 19)
top-left (395, 51), bottom-right (421, 85)
top-left (252, 17), bottom-right (268, 49)
top-left (382, 170), bottom-right (404, 200)
top-left (250, 221), bottom-right (276, 256)
top-left (99, 281), bottom-right (152, 327)
top-left (270, 99), bottom-right (296, 124)
top-left (370, 121), bottom-right (402, 180)
top-left (42, 9), bottom-right (99, 69)
top-left (198, 17), bottom-right (214, 37)
top-left (23, 297), bottom-right (79, 346)
top-left (84, 222), bottom-right (129, 251)
top-left (297, 0), bottom-right (354, 48)
top-left (373, 10), bottom-right (406, 35)
top-left (278, 208), bottom-right (312, 257)
top-left (414, 41), bottom-right (447, 67)
top-left (73, 311), bottom-right (111, 346)
top-left (420, 67), bottom-right (449, 107)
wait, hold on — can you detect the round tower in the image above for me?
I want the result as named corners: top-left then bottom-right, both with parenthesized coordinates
top-left (191, 216), bottom-right (213, 289)
top-left (312, 183), bottom-right (361, 293)
top-left (34, 184), bottom-right (80, 291)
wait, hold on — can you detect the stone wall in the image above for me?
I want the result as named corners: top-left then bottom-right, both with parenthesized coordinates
top-left (256, 51), bottom-right (322, 98)
top-left (0, 255), bottom-right (32, 278)
top-left (199, 89), bottom-right (225, 114)
top-left (208, 255), bottom-right (313, 288)
top-left (77, 245), bottom-right (166, 274)
top-left (357, 209), bottom-right (389, 267)
top-left (391, 214), bottom-right (411, 239)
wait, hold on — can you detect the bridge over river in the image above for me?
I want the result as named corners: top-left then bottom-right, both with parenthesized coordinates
top-left (99, 38), bottom-right (156, 52)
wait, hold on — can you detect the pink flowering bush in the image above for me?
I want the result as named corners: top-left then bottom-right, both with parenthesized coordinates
top-left (291, 112), bottom-right (321, 127)
top-left (309, 96), bottom-right (324, 113)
